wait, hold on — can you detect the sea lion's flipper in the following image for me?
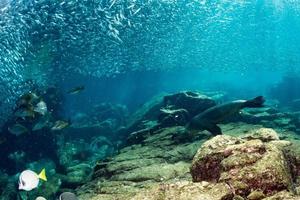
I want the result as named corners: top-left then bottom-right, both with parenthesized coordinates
top-left (206, 124), bottom-right (222, 135)
top-left (243, 96), bottom-right (265, 108)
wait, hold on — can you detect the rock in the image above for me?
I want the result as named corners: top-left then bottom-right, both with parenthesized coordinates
top-left (124, 94), bottom-right (166, 134)
top-left (126, 128), bottom-right (155, 146)
top-left (274, 118), bottom-right (292, 126)
top-left (262, 190), bottom-right (297, 200)
top-left (0, 177), bottom-right (17, 200)
top-left (0, 171), bottom-right (9, 193)
top-left (242, 128), bottom-right (279, 142)
top-left (111, 162), bottom-right (190, 182)
top-left (203, 91), bottom-right (229, 103)
top-left (247, 190), bottom-right (265, 200)
top-left (78, 126), bottom-right (206, 199)
top-left (30, 176), bottom-right (62, 199)
top-left (163, 91), bottom-right (216, 117)
top-left (158, 108), bottom-right (189, 127)
top-left (72, 103), bottom-right (128, 128)
top-left (233, 195), bottom-right (245, 200)
top-left (59, 163), bottom-right (93, 190)
top-left (26, 159), bottom-right (57, 177)
top-left (191, 129), bottom-right (294, 198)
top-left (122, 91), bottom-right (215, 140)
top-left (76, 123), bottom-right (300, 200)
top-left (191, 135), bottom-right (242, 182)
top-left (57, 136), bottom-right (114, 171)
top-left (91, 103), bottom-right (128, 123)
top-left (66, 123), bottom-right (117, 140)
top-left (131, 181), bottom-right (233, 200)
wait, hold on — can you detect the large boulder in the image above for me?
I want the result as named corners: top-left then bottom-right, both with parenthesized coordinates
top-left (122, 91), bottom-right (215, 143)
top-left (191, 128), bottom-right (294, 198)
top-left (162, 91), bottom-right (216, 117)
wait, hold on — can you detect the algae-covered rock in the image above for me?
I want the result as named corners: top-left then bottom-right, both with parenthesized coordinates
top-left (111, 162), bottom-right (190, 182)
top-left (122, 91), bottom-right (215, 140)
top-left (190, 135), bottom-right (242, 182)
top-left (123, 94), bottom-right (166, 134)
top-left (0, 171), bottom-right (9, 193)
top-left (0, 177), bottom-right (18, 200)
top-left (242, 128), bottom-right (279, 142)
top-left (247, 190), bottom-right (265, 200)
top-left (131, 181), bottom-right (233, 200)
top-left (158, 108), bottom-right (189, 127)
top-left (163, 91), bottom-right (216, 117)
top-left (77, 126), bottom-right (206, 199)
top-left (60, 163), bottom-right (93, 189)
top-left (29, 176), bottom-right (62, 200)
top-left (191, 128), bottom-right (294, 198)
top-left (77, 123), bottom-right (300, 200)
top-left (262, 190), bottom-right (297, 200)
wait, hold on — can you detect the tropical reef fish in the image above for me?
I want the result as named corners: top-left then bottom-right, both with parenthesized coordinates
top-left (187, 96), bottom-right (265, 135)
top-left (68, 86), bottom-right (85, 94)
top-left (59, 192), bottom-right (78, 200)
top-left (51, 120), bottom-right (69, 131)
top-left (34, 100), bottom-right (48, 115)
top-left (8, 124), bottom-right (29, 136)
top-left (18, 168), bottom-right (47, 191)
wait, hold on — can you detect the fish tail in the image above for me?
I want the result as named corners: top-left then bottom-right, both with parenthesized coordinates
top-left (38, 168), bottom-right (47, 181)
top-left (243, 96), bottom-right (265, 108)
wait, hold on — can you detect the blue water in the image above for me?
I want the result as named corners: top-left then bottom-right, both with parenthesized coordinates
top-left (1, 0), bottom-right (300, 199)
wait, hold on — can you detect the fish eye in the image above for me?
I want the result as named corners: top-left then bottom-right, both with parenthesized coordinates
top-left (21, 180), bottom-right (26, 186)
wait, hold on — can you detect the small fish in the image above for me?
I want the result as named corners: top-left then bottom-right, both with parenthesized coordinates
top-left (18, 168), bottom-right (47, 191)
top-left (34, 100), bottom-right (47, 115)
top-left (8, 124), bottom-right (29, 136)
top-left (67, 86), bottom-right (85, 94)
top-left (51, 120), bottom-right (69, 131)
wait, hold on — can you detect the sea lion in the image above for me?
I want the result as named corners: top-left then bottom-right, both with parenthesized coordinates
top-left (186, 96), bottom-right (265, 135)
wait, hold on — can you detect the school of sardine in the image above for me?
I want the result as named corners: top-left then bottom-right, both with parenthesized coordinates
top-left (0, 0), bottom-right (300, 126)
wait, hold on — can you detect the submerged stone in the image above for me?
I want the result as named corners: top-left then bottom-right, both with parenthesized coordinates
top-left (190, 128), bottom-right (294, 198)
top-left (241, 128), bottom-right (279, 142)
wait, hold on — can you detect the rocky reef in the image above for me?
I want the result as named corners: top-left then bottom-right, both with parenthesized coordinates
top-left (73, 89), bottom-right (300, 200)
top-left (3, 90), bottom-right (300, 199)
top-left (75, 125), bottom-right (300, 200)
